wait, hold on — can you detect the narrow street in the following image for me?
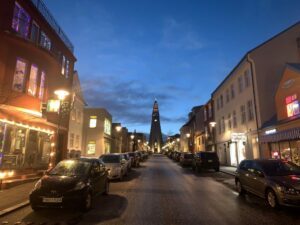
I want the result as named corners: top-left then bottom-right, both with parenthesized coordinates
top-left (1, 155), bottom-right (300, 225)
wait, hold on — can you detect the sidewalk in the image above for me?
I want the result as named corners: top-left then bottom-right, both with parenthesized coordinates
top-left (220, 166), bottom-right (237, 176)
top-left (0, 180), bottom-right (36, 216)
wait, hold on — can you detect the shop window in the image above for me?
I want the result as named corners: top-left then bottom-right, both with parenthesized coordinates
top-left (290, 141), bottom-right (300, 166)
top-left (30, 21), bottom-right (39, 43)
top-left (12, 58), bottom-right (27, 92)
top-left (40, 31), bottom-right (51, 50)
top-left (104, 118), bottom-right (111, 135)
top-left (12, 2), bottom-right (31, 38)
top-left (89, 116), bottom-right (97, 128)
top-left (105, 142), bottom-right (111, 154)
top-left (28, 64), bottom-right (38, 96)
top-left (280, 142), bottom-right (291, 161)
top-left (87, 141), bottom-right (96, 155)
top-left (270, 143), bottom-right (280, 159)
top-left (38, 71), bottom-right (45, 100)
top-left (69, 133), bottom-right (74, 148)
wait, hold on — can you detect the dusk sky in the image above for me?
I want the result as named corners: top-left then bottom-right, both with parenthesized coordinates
top-left (45, 0), bottom-right (300, 135)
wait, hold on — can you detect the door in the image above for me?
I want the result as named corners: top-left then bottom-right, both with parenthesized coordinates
top-left (247, 162), bottom-right (266, 198)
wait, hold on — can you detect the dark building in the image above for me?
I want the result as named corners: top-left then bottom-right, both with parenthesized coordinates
top-left (149, 100), bottom-right (163, 152)
top-left (0, 0), bottom-right (76, 170)
top-left (203, 99), bottom-right (216, 152)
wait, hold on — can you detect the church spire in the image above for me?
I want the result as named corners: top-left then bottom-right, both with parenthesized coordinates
top-left (149, 100), bottom-right (163, 153)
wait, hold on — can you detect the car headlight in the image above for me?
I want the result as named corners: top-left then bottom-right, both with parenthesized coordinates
top-left (73, 181), bottom-right (86, 191)
top-left (33, 179), bottom-right (42, 191)
top-left (277, 185), bottom-right (298, 195)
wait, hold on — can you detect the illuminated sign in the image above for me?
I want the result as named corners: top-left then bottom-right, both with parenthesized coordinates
top-left (231, 133), bottom-right (247, 142)
top-left (47, 100), bottom-right (60, 112)
top-left (265, 129), bottom-right (276, 135)
top-left (286, 94), bottom-right (300, 117)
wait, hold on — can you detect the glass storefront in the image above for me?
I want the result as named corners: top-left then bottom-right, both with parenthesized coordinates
top-left (0, 122), bottom-right (52, 169)
top-left (269, 140), bottom-right (300, 166)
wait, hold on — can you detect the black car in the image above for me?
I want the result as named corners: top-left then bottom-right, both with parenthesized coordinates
top-left (29, 158), bottom-right (109, 211)
top-left (192, 151), bottom-right (220, 172)
top-left (179, 152), bottom-right (194, 167)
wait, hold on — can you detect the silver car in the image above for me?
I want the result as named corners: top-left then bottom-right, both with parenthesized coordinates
top-left (235, 159), bottom-right (300, 208)
top-left (100, 154), bottom-right (127, 181)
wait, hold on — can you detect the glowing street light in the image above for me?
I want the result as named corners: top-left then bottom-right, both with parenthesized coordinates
top-left (209, 121), bottom-right (216, 128)
top-left (186, 133), bottom-right (191, 138)
top-left (115, 125), bottom-right (122, 132)
top-left (54, 89), bottom-right (69, 101)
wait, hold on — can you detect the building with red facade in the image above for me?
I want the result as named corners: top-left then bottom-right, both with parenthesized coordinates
top-left (0, 0), bottom-right (76, 170)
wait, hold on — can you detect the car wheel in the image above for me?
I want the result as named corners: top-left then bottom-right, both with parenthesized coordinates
top-left (103, 179), bottom-right (109, 195)
top-left (81, 192), bottom-right (92, 212)
top-left (236, 180), bottom-right (245, 196)
top-left (266, 189), bottom-right (278, 209)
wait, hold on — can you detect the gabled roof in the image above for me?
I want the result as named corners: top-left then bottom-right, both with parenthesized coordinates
top-left (212, 21), bottom-right (300, 96)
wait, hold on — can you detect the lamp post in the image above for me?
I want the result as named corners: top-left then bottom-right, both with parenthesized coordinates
top-left (209, 121), bottom-right (216, 152)
top-left (53, 89), bottom-right (69, 166)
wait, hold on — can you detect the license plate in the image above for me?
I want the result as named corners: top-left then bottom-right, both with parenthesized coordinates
top-left (43, 197), bottom-right (62, 203)
top-left (208, 160), bottom-right (213, 163)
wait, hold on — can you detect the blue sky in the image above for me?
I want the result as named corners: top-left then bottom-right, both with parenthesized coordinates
top-left (45, 0), bottom-right (300, 135)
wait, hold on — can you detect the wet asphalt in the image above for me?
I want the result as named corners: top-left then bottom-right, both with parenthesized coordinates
top-left (1, 154), bottom-right (300, 225)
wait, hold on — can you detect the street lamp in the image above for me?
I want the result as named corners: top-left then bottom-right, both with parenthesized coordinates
top-left (115, 125), bottom-right (122, 132)
top-left (186, 133), bottom-right (191, 152)
top-left (130, 134), bottom-right (135, 152)
top-left (53, 89), bottom-right (69, 166)
top-left (209, 121), bottom-right (216, 152)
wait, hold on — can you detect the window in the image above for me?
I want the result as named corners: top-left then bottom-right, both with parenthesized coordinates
top-left (65, 60), bottom-right (70, 78)
top-left (87, 141), bottom-right (96, 155)
top-left (28, 64), bottom-right (38, 96)
top-left (40, 31), bottom-right (51, 50)
top-left (12, 59), bottom-right (27, 92)
top-left (238, 76), bottom-right (243, 93)
top-left (71, 109), bottom-right (76, 120)
top-left (220, 95), bottom-right (224, 108)
top-left (233, 110), bottom-right (237, 128)
top-left (218, 119), bottom-right (221, 134)
top-left (216, 98), bottom-right (220, 110)
top-left (230, 84), bottom-right (235, 99)
top-left (89, 116), bottom-right (97, 128)
top-left (228, 113), bottom-right (232, 129)
top-left (12, 2), bottom-right (31, 38)
top-left (104, 118), bottom-right (111, 135)
top-left (76, 111), bottom-right (81, 123)
top-left (226, 89), bottom-right (230, 103)
top-left (38, 71), bottom-right (45, 99)
top-left (30, 21), bottom-right (39, 43)
top-left (204, 108), bottom-right (207, 121)
top-left (104, 142), bottom-right (111, 154)
top-left (240, 105), bottom-right (246, 124)
top-left (61, 56), bottom-right (66, 75)
top-left (69, 133), bottom-right (74, 148)
top-left (75, 135), bottom-right (80, 149)
top-left (247, 100), bottom-right (254, 121)
top-left (208, 103), bottom-right (212, 118)
top-left (222, 116), bottom-right (225, 132)
top-left (244, 69), bottom-right (250, 88)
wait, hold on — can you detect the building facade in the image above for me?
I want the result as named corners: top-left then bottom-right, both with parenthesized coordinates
top-left (204, 99), bottom-right (216, 152)
top-left (0, 0), bottom-right (75, 170)
top-left (82, 108), bottom-right (112, 157)
top-left (68, 71), bottom-right (85, 158)
top-left (212, 22), bottom-right (300, 166)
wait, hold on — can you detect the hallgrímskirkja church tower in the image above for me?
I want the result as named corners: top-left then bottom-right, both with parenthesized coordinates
top-left (149, 100), bottom-right (163, 153)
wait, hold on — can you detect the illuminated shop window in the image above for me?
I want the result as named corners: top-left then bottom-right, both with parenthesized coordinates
top-left (12, 59), bottom-right (27, 92)
top-left (89, 116), bottom-right (97, 128)
top-left (40, 31), bottom-right (51, 50)
top-left (104, 118), bottom-right (111, 135)
top-left (28, 64), bottom-right (38, 96)
top-left (105, 142), bottom-right (111, 154)
top-left (39, 71), bottom-right (45, 99)
top-left (87, 141), bottom-right (96, 155)
top-left (286, 95), bottom-right (300, 117)
top-left (12, 2), bottom-right (31, 38)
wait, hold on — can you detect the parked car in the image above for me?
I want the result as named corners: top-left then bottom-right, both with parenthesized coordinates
top-left (100, 154), bottom-right (127, 180)
top-left (136, 151), bottom-right (144, 162)
top-left (29, 158), bottom-right (109, 211)
top-left (174, 151), bottom-right (181, 162)
top-left (192, 151), bottom-right (220, 172)
top-left (128, 152), bottom-right (140, 167)
top-left (123, 153), bottom-right (132, 171)
top-left (141, 150), bottom-right (149, 160)
top-left (180, 152), bottom-right (194, 167)
top-left (235, 159), bottom-right (300, 208)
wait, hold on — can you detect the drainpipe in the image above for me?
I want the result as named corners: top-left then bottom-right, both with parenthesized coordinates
top-left (246, 54), bottom-right (262, 159)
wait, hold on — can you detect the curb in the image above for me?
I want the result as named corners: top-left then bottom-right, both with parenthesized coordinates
top-left (220, 170), bottom-right (236, 177)
top-left (0, 200), bottom-right (30, 217)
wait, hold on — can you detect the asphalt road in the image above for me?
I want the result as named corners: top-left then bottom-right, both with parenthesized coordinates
top-left (1, 154), bottom-right (300, 225)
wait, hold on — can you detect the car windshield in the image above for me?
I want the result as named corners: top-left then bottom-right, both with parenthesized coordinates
top-left (261, 161), bottom-right (300, 176)
top-left (199, 153), bottom-right (218, 160)
top-left (101, 155), bottom-right (121, 163)
top-left (49, 160), bottom-right (91, 176)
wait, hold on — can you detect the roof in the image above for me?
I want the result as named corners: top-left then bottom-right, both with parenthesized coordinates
top-left (212, 21), bottom-right (300, 96)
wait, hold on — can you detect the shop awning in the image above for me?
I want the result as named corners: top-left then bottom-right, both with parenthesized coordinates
top-left (260, 127), bottom-right (300, 143)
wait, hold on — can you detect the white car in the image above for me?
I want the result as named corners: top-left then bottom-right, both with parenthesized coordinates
top-left (123, 153), bottom-right (132, 171)
top-left (100, 154), bottom-right (127, 180)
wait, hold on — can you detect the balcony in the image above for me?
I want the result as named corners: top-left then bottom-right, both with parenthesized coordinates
top-left (29, 0), bottom-right (74, 53)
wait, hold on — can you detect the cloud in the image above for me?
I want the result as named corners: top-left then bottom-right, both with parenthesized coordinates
top-left (160, 18), bottom-right (204, 50)
top-left (81, 76), bottom-right (184, 127)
